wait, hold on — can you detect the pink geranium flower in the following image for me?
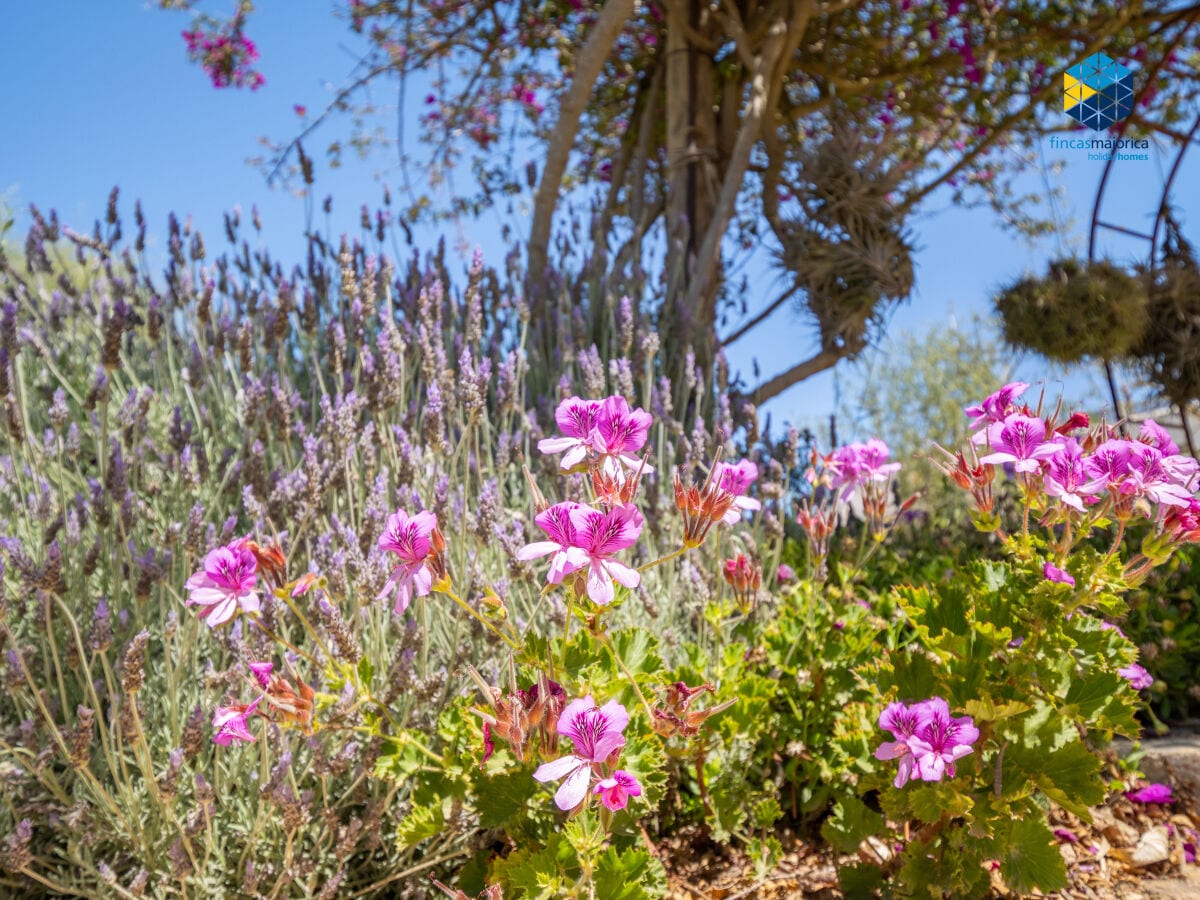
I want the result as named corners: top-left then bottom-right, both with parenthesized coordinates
top-left (874, 701), bottom-right (929, 788)
top-left (533, 697), bottom-right (629, 810)
top-left (906, 697), bottom-right (979, 782)
top-left (1138, 420), bottom-right (1179, 456)
top-left (248, 661), bottom-right (273, 688)
top-left (966, 382), bottom-right (1029, 442)
top-left (980, 414), bottom-right (1056, 473)
top-left (1079, 439), bottom-right (1133, 494)
top-left (830, 439), bottom-right (902, 498)
top-left (1043, 562), bottom-right (1075, 586)
top-left (516, 502), bottom-right (589, 585)
top-left (569, 503), bottom-right (644, 604)
top-left (377, 509), bottom-right (437, 615)
top-left (1119, 662), bottom-right (1153, 690)
top-left (594, 770), bottom-right (642, 811)
top-left (537, 397), bottom-right (602, 470)
top-left (212, 697), bottom-right (261, 746)
top-left (591, 396), bottom-right (654, 473)
top-left (1126, 783), bottom-right (1173, 804)
top-left (1123, 444), bottom-right (1193, 508)
top-left (185, 542), bottom-right (261, 627)
top-left (1043, 439), bottom-right (1091, 512)
top-left (713, 458), bottom-right (761, 524)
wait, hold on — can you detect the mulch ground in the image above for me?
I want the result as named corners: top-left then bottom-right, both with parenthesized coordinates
top-left (656, 782), bottom-right (1200, 898)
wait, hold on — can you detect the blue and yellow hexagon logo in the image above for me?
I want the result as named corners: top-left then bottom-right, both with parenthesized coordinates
top-left (1064, 52), bottom-right (1134, 131)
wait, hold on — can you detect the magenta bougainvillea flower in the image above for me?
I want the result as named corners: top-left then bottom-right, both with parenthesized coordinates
top-left (1126, 783), bottom-right (1173, 804)
top-left (185, 542), bottom-right (261, 627)
top-left (377, 509), bottom-right (437, 615)
top-left (876, 698), bottom-right (978, 787)
top-left (591, 396), bottom-right (654, 473)
top-left (212, 697), bottom-right (261, 746)
top-left (1043, 562), bottom-right (1075, 587)
top-left (533, 697), bottom-right (629, 810)
top-left (713, 458), bottom-right (762, 524)
top-left (537, 397), bottom-right (602, 470)
top-left (1118, 662), bottom-right (1154, 690)
top-left (569, 503), bottom-right (643, 604)
top-left (517, 502), bottom-right (590, 585)
top-left (980, 414), bottom-right (1056, 473)
top-left (593, 770), bottom-right (642, 811)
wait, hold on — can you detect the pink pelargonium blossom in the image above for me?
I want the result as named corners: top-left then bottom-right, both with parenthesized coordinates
top-left (1138, 419), bottom-right (1179, 456)
top-left (1119, 662), bottom-right (1154, 690)
top-left (594, 770), bottom-right (643, 811)
top-left (248, 661), bottom-right (273, 689)
top-left (212, 697), bottom-right (261, 746)
top-left (569, 503), bottom-right (644, 604)
top-left (966, 382), bottom-right (1030, 441)
top-left (1079, 439), bottom-right (1133, 495)
top-left (185, 542), bottom-right (261, 627)
top-left (533, 696), bottom-right (629, 810)
top-left (516, 502), bottom-right (589, 585)
top-left (1043, 562), bottom-right (1075, 587)
top-left (1043, 438), bottom-right (1091, 512)
top-left (777, 564), bottom-right (795, 583)
top-left (591, 396), bottom-right (654, 473)
top-left (376, 509), bottom-right (437, 616)
top-left (906, 698), bottom-right (979, 782)
top-left (1122, 443), bottom-right (1194, 508)
top-left (537, 397), bottom-right (602, 470)
top-left (713, 458), bottom-right (762, 524)
top-left (980, 414), bottom-right (1057, 473)
top-left (830, 439), bottom-right (901, 498)
top-left (874, 700), bottom-right (929, 788)
top-left (1126, 783), bottom-right (1173, 804)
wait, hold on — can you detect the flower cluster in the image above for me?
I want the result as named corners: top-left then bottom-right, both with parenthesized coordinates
top-left (875, 697), bottom-right (979, 788)
top-left (533, 697), bottom-right (642, 811)
top-left (964, 383), bottom-right (1198, 522)
top-left (537, 395), bottom-right (653, 475)
top-left (182, 21), bottom-right (264, 90)
top-left (517, 502), bottom-right (642, 604)
top-left (377, 508), bottom-right (448, 615)
top-left (211, 660), bottom-right (315, 745)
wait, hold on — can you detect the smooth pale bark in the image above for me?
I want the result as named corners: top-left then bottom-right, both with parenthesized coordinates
top-left (526, 0), bottom-right (636, 300)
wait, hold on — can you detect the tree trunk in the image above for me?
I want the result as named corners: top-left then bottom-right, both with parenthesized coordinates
top-left (660, 0), bottom-right (719, 421)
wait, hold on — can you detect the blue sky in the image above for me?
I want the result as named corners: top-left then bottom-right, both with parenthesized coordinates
top-left (2, 2), bottom-right (1197, 438)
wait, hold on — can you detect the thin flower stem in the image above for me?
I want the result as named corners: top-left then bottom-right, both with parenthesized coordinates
top-left (253, 621), bottom-right (321, 666)
top-left (438, 587), bottom-right (522, 651)
top-left (602, 633), bottom-right (656, 727)
top-left (637, 545), bottom-right (687, 573)
top-left (277, 590), bottom-right (336, 664)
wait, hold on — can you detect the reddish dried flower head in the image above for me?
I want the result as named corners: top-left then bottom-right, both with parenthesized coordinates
top-left (242, 539), bottom-right (287, 590)
top-left (652, 681), bottom-right (735, 738)
top-left (674, 467), bottom-right (736, 548)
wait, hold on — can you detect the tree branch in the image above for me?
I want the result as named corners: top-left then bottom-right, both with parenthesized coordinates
top-left (683, 0), bottom-right (815, 315)
top-left (722, 283), bottom-right (799, 345)
top-left (527, 0), bottom-right (636, 286)
top-left (752, 347), bottom-right (841, 405)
